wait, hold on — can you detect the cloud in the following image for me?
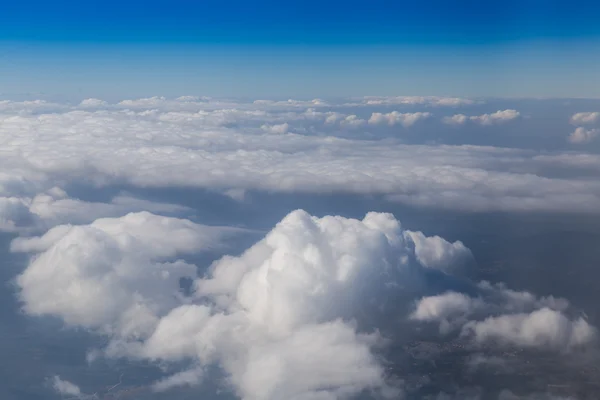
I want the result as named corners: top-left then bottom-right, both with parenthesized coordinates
top-left (567, 127), bottom-right (600, 144)
top-left (79, 98), bottom-right (108, 108)
top-left (444, 110), bottom-right (520, 125)
top-left (0, 98), bottom-right (599, 216)
top-left (152, 367), bottom-right (204, 392)
top-left (261, 122), bottom-right (290, 134)
top-left (409, 282), bottom-right (591, 351)
top-left (17, 209), bottom-right (474, 399)
top-left (403, 231), bottom-right (472, 272)
top-left (0, 187), bottom-right (190, 233)
top-left (443, 114), bottom-right (468, 125)
top-left (570, 111), bottom-right (600, 125)
top-left (14, 212), bottom-right (243, 336)
top-left (463, 307), bottom-right (595, 350)
top-left (410, 292), bottom-right (482, 334)
top-left (368, 111), bottom-right (432, 127)
top-left (51, 376), bottom-right (82, 397)
top-left (360, 96), bottom-right (475, 107)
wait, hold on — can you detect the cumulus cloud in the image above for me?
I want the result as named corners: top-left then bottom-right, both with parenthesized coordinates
top-left (79, 98), bottom-right (108, 108)
top-left (15, 212), bottom-right (244, 336)
top-left (463, 308), bottom-right (595, 350)
top-left (444, 110), bottom-right (520, 125)
top-left (51, 376), bottom-right (82, 397)
top-left (16, 209), bottom-right (475, 399)
top-left (368, 111), bottom-right (432, 127)
top-left (443, 114), bottom-right (468, 125)
top-left (570, 111), bottom-right (600, 125)
top-left (567, 127), bottom-right (600, 144)
top-left (410, 292), bottom-right (482, 334)
top-left (261, 122), bottom-right (290, 134)
top-left (409, 282), bottom-right (592, 351)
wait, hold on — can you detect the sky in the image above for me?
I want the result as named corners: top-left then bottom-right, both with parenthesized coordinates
top-left (2, 0), bottom-right (600, 99)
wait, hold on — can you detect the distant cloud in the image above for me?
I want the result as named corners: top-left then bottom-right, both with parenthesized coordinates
top-left (0, 97), bottom-right (599, 220)
top-left (568, 127), bottom-right (600, 144)
top-left (261, 122), bottom-right (289, 134)
top-left (368, 111), bottom-right (432, 127)
top-left (463, 307), bottom-right (595, 350)
top-left (410, 282), bottom-right (592, 351)
top-left (444, 109), bottom-right (520, 125)
top-left (79, 98), bottom-right (108, 107)
top-left (51, 376), bottom-right (82, 397)
top-left (361, 96), bottom-right (476, 107)
top-left (570, 111), bottom-right (600, 125)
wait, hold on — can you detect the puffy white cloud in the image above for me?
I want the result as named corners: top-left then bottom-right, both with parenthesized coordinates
top-left (17, 209), bottom-right (472, 399)
top-left (15, 212), bottom-right (243, 337)
top-left (368, 111), bottom-right (432, 127)
top-left (261, 122), bottom-right (290, 134)
top-left (403, 231), bottom-right (472, 272)
top-left (51, 376), bottom-right (82, 397)
top-left (444, 110), bottom-right (520, 125)
top-left (443, 114), bottom-right (468, 125)
top-left (567, 127), bottom-right (600, 144)
top-left (410, 292), bottom-right (482, 334)
top-left (472, 109), bottom-right (520, 125)
top-left (570, 111), bottom-right (600, 125)
top-left (410, 282), bottom-right (591, 350)
top-left (463, 307), bottom-right (595, 350)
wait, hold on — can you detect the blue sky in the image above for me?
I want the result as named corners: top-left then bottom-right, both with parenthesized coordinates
top-left (1, 0), bottom-right (600, 99)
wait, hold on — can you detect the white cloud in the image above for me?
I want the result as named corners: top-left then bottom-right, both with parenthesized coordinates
top-left (323, 112), bottom-right (367, 128)
top-left (360, 96), bottom-right (475, 107)
top-left (152, 367), bottom-right (205, 392)
top-left (403, 230), bottom-right (472, 272)
top-left (570, 111), bottom-right (600, 125)
top-left (567, 127), bottom-right (600, 144)
top-left (368, 111), bottom-right (432, 127)
top-left (17, 209), bottom-right (473, 399)
top-left (410, 292), bottom-right (482, 334)
top-left (14, 212), bottom-right (243, 337)
top-left (51, 376), bottom-right (82, 397)
top-left (410, 282), bottom-right (591, 351)
top-left (261, 122), bottom-right (290, 134)
top-left (444, 110), bottom-right (520, 125)
top-left (463, 308), bottom-right (595, 350)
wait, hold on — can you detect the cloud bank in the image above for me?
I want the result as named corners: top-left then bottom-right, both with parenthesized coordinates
top-left (0, 97), bottom-right (598, 218)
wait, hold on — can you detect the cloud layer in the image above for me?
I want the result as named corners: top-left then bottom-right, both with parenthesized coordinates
top-left (0, 97), bottom-right (599, 219)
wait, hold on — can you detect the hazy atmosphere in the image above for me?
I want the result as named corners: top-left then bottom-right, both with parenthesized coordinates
top-left (2, 1), bottom-right (600, 400)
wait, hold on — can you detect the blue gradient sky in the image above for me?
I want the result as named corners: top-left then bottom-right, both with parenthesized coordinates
top-left (2, 0), bottom-right (600, 99)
